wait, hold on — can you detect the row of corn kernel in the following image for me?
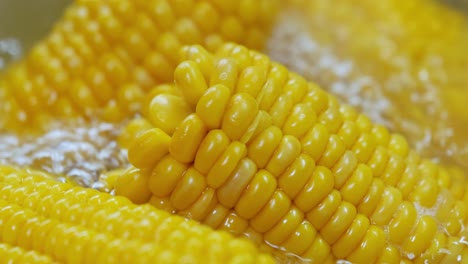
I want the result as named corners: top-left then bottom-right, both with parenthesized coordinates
top-left (0, 242), bottom-right (55, 264)
top-left (0, 0), bottom-right (280, 133)
top-left (0, 165), bottom-right (275, 264)
top-left (115, 43), bottom-right (468, 263)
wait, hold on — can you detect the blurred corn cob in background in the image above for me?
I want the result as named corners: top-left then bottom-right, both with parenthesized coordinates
top-left (0, 0), bottom-right (280, 133)
top-left (115, 43), bottom-right (468, 263)
top-left (0, 0), bottom-right (281, 187)
top-left (269, 0), bottom-right (468, 172)
top-left (0, 165), bottom-right (275, 263)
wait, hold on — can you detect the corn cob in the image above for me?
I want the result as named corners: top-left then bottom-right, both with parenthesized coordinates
top-left (272, 0), bottom-right (468, 172)
top-left (0, 0), bottom-right (280, 133)
top-left (116, 43), bottom-right (468, 263)
top-left (0, 165), bottom-right (275, 264)
top-left (0, 242), bottom-right (55, 264)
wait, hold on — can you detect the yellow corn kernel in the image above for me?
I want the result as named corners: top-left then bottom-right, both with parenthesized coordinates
top-left (294, 166), bottom-right (334, 212)
top-left (220, 16), bottom-right (245, 43)
top-left (250, 191), bottom-right (291, 233)
top-left (416, 231), bottom-right (447, 263)
top-left (218, 44), bottom-right (253, 71)
top-left (175, 61), bottom-right (208, 107)
top-left (269, 95), bottom-right (294, 128)
top-left (83, 67), bottom-right (113, 104)
top-left (128, 128), bottom-right (171, 170)
top-left (204, 34), bottom-right (224, 51)
top-left (147, 92), bottom-right (193, 135)
top-left (217, 158), bottom-right (257, 208)
top-left (153, 32), bottom-right (180, 63)
top-left (116, 83), bottom-right (145, 113)
top-left (332, 150), bottom-right (358, 189)
top-left (265, 135), bottom-right (301, 177)
top-left (367, 146), bottom-right (389, 176)
top-left (381, 154), bottom-right (406, 186)
top-left (337, 120), bottom-right (360, 149)
top-left (355, 114), bottom-right (373, 134)
top-left (175, 18), bottom-right (203, 44)
top-left (435, 191), bottom-right (456, 224)
top-left (320, 201), bottom-right (357, 245)
top-left (101, 100), bottom-right (127, 123)
top-left (68, 80), bottom-right (99, 116)
top-left (302, 235), bottom-right (332, 263)
top-left (203, 204), bottom-right (230, 229)
top-left (222, 93), bottom-right (259, 140)
top-left (347, 226), bottom-right (386, 263)
top-left (132, 65), bottom-right (155, 89)
top-left (117, 118), bottom-right (153, 149)
top-left (302, 85), bottom-right (329, 114)
top-left (149, 155), bottom-right (188, 198)
top-left (256, 79), bottom-right (284, 112)
top-left (114, 167), bottom-right (152, 204)
top-left (357, 178), bottom-right (385, 216)
top-left (144, 52), bottom-right (174, 83)
top-left (194, 129), bottom-right (231, 174)
top-left (206, 141), bottom-right (247, 188)
top-left (371, 186), bottom-right (403, 226)
top-left (301, 123), bottom-right (330, 161)
top-left (306, 189), bottom-right (342, 230)
top-left (377, 245), bottom-right (401, 264)
top-left (388, 134), bottom-right (410, 158)
top-left (196, 84), bottom-right (232, 130)
top-left (220, 211), bottom-right (249, 236)
top-left (332, 214), bottom-right (370, 259)
top-left (235, 170), bottom-right (277, 219)
top-left (236, 66), bottom-right (269, 97)
top-left (180, 187), bottom-right (218, 221)
top-left (180, 45), bottom-right (215, 78)
top-left (409, 176), bottom-right (440, 208)
top-left (122, 28), bottom-right (150, 61)
top-left (318, 106), bottom-right (343, 133)
top-left (247, 126), bottom-right (283, 168)
top-left (282, 74), bottom-right (306, 101)
top-left (170, 167), bottom-right (206, 210)
top-left (239, 110), bottom-right (272, 145)
top-left (283, 103), bottom-right (317, 139)
top-left (191, 2), bottom-right (219, 33)
top-left (264, 207), bottom-right (304, 246)
top-left (352, 133), bottom-right (377, 163)
top-left (278, 154), bottom-right (315, 199)
top-left (445, 201), bottom-right (467, 236)
top-left (388, 201), bottom-right (418, 244)
top-left (402, 216), bottom-right (438, 258)
top-left (149, 196), bottom-right (175, 214)
top-left (99, 52), bottom-right (128, 85)
top-left (280, 221), bottom-right (316, 256)
top-left (170, 114), bottom-right (207, 163)
top-left (210, 58), bottom-right (239, 91)
top-left (249, 50), bottom-right (270, 71)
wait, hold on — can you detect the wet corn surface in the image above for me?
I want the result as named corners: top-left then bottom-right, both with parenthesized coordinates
top-left (268, 0), bottom-right (468, 173)
top-left (1, 0), bottom-right (468, 263)
top-left (0, 119), bottom-right (128, 187)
